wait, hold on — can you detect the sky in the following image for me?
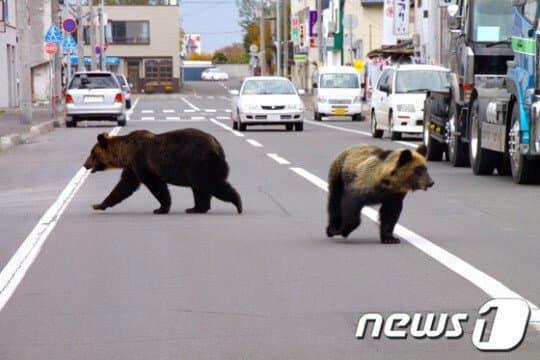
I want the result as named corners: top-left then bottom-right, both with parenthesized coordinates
top-left (180, 0), bottom-right (244, 53)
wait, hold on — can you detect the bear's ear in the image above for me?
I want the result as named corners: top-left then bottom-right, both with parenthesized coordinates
top-left (416, 144), bottom-right (427, 158)
top-left (97, 133), bottom-right (109, 148)
top-left (397, 149), bottom-right (413, 167)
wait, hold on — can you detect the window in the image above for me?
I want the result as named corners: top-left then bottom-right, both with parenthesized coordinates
top-left (145, 58), bottom-right (173, 82)
top-left (524, 0), bottom-right (538, 24)
top-left (395, 70), bottom-right (451, 93)
top-left (320, 73), bottom-right (359, 89)
top-left (69, 73), bottom-right (119, 90)
top-left (472, 0), bottom-right (512, 42)
top-left (377, 70), bottom-right (390, 91)
top-left (110, 21), bottom-right (149, 44)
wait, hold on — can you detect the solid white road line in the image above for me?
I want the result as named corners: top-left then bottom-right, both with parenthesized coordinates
top-left (163, 109), bottom-right (175, 113)
top-left (246, 139), bottom-right (263, 147)
top-left (267, 153), bottom-right (291, 165)
top-left (305, 120), bottom-right (372, 136)
top-left (0, 127), bottom-right (122, 312)
top-left (209, 118), bottom-right (244, 137)
top-left (181, 96), bottom-right (200, 111)
top-left (288, 166), bottom-right (540, 330)
top-left (141, 110), bottom-right (154, 114)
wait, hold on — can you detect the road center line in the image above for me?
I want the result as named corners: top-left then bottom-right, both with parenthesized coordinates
top-left (181, 96), bottom-right (200, 111)
top-left (267, 153), bottom-right (291, 165)
top-left (0, 127), bottom-right (122, 312)
top-left (246, 139), bottom-right (263, 147)
top-left (288, 166), bottom-right (540, 329)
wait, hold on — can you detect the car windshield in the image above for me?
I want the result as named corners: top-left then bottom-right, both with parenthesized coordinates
top-left (395, 70), bottom-right (451, 94)
top-left (319, 73), bottom-right (359, 89)
top-left (69, 74), bottom-right (118, 89)
top-left (242, 79), bottom-right (296, 95)
top-left (472, 0), bottom-right (512, 42)
top-left (115, 75), bottom-right (127, 87)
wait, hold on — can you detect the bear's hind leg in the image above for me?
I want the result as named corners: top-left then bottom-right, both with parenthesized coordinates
top-left (339, 193), bottom-right (363, 238)
top-left (326, 177), bottom-right (344, 237)
top-left (210, 181), bottom-right (243, 214)
top-left (186, 188), bottom-right (211, 214)
top-left (379, 194), bottom-right (405, 244)
top-left (141, 177), bottom-right (171, 214)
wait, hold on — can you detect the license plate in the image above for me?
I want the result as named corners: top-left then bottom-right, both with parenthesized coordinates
top-left (84, 96), bottom-right (104, 103)
top-left (334, 108), bottom-right (347, 115)
top-left (268, 114), bottom-right (281, 121)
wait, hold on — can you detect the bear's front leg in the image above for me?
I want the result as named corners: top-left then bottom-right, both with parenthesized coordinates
top-left (92, 168), bottom-right (141, 211)
top-left (339, 194), bottom-right (363, 238)
top-left (379, 194), bottom-right (405, 244)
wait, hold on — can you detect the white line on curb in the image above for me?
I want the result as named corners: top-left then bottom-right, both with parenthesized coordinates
top-left (181, 96), bottom-right (200, 111)
top-left (267, 153), bottom-right (291, 165)
top-left (288, 166), bottom-right (540, 330)
top-left (0, 127), bottom-right (122, 312)
top-left (246, 139), bottom-right (263, 147)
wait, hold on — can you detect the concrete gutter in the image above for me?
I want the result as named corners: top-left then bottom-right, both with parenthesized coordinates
top-left (0, 117), bottom-right (66, 153)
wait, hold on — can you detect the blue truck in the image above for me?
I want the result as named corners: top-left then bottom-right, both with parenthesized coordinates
top-left (423, 0), bottom-right (540, 184)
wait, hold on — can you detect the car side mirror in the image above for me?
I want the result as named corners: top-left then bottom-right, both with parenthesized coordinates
top-left (312, 83), bottom-right (318, 89)
top-left (229, 90), bottom-right (239, 96)
top-left (298, 89), bottom-right (305, 95)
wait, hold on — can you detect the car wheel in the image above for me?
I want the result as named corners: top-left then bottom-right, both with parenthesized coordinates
top-left (352, 113), bottom-right (363, 122)
top-left (448, 100), bottom-right (469, 167)
top-left (286, 124), bottom-right (294, 131)
top-left (125, 99), bottom-right (132, 110)
top-left (295, 122), bottom-right (304, 131)
top-left (371, 111), bottom-right (383, 138)
top-left (509, 103), bottom-right (540, 184)
top-left (389, 112), bottom-right (401, 141)
top-left (117, 117), bottom-right (127, 127)
top-left (66, 117), bottom-right (77, 128)
top-left (469, 98), bottom-right (497, 175)
top-left (239, 122), bottom-right (247, 132)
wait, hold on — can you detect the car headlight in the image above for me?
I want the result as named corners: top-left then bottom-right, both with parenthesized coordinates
top-left (318, 96), bottom-right (328, 103)
top-left (287, 103), bottom-right (304, 111)
top-left (397, 104), bottom-right (415, 113)
top-left (241, 104), bottom-right (259, 112)
top-left (353, 96), bottom-right (363, 104)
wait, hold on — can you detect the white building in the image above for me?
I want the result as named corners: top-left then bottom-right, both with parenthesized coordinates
top-left (0, 0), bottom-right (18, 108)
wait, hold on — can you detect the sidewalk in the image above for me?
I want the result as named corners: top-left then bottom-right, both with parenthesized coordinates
top-left (0, 107), bottom-right (65, 153)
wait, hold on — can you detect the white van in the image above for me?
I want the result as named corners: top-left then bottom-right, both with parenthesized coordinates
top-left (313, 66), bottom-right (364, 122)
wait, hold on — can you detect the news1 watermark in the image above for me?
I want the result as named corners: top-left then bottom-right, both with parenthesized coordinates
top-left (355, 299), bottom-right (532, 351)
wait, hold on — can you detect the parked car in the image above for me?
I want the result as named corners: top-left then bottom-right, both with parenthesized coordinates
top-left (230, 77), bottom-right (305, 131)
top-left (114, 73), bottom-right (132, 109)
top-left (371, 64), bottom-right (451, 140)
top-left (201, 68), bottom-right (229, 81)
top-left (65, 71), bottom-right (127, 127)
top-left (314, 66), bottom-right (364, 122)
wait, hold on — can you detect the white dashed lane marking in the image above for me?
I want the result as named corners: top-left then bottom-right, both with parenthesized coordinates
top-left (141, 117), bottom-right (155, 121)
top-left (184, 109), bottom-right (196, 113)
top-left (141, 110), bottom-right (154, 114)
top-left (163, 109), bottom-right (175, 113)
top-left (246, 139), bottom-right (263, 147)
top-left (267, 153), bottom-right (290, 165)
top-left (205, 109), bottom-right (217, 113)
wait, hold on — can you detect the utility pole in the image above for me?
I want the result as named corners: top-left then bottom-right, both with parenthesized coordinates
top-left (89, 0), bottom-right (97, 70)
top-left (15, 0), bottom-right (32, 124)
top-left (76, 0), bottom-right (85, 71)
top-left (98, 0), bottom-right (105, 70)
top-left (283, 0), bottom-right (289, 78)
top-left (52, 1), bottom-right (62, 106)
top-left (276, 0), bottom-right (281, 76)
top-left (259, 0), bottom-right (266, 75)
top-left (316, 0), bottom-right (323, 65)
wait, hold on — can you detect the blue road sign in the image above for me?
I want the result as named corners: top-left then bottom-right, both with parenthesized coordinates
top-left (61, 34), bottom-right (77, 52)
top-left (44, 24), bottom-right (63, 43)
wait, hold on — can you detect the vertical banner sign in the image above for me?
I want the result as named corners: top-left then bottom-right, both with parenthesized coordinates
top-left (383, 0), bottom-right (396, 45)
top-left (291, 17), bottom-right (301, 46)
top-left (393, 0), bottom-right (409, 36)
top-left (309, 10), bottom-right (318, 37)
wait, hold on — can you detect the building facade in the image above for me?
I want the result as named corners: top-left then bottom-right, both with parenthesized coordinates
top-left (343, 0), bottom-right (384, 64)
top-left (0, 0), bottom-right (18, 108)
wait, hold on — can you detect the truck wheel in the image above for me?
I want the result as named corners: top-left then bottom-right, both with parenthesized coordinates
top-left (371, 111), bottom-right (383, 138)
top-left (469, 98), bottom-right (496, 175)
top-left (448, 101), bottom-right (469, 167)
top-left (389, 112), bottom-right (401, 141)
top-left (509, 105), bottom-right (540, 184)
top-left (423, 116), bottom-right (443, 161)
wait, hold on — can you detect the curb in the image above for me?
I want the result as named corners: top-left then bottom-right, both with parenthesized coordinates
top-left (0, 117), bottom-right (65, 153)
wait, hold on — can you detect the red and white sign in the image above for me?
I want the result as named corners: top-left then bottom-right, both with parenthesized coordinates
top-left (45, 42), bottom-right (58, 54)
top-left (62, 17), bottom-right (77, 33)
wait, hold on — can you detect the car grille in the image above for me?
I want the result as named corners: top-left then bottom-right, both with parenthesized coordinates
top-left (329, 99), bottom-right (351, 105)
top-left (261, 105), bottom-right (286, 110)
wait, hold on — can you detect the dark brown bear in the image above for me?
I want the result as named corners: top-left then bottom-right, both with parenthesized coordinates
top-left (83, 129), bottom-right (242, 215)
top-left (326, 144), bottom-right (433, 244)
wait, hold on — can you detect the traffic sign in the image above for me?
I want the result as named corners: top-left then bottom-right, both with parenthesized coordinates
top-left (62, 17), bottom-right (77, 33)
top-left (61, 34), bottom-right (77, 52)
top-left (44, 24), bottom-right (63, 43)
top-left (45, 42), bottom-right (58, 54)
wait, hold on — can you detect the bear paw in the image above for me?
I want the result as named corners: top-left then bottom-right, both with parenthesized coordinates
top-left (326, 226), bottom-right (340, 238)
top-left (153, 207), bottom-right (170, 215)
top-left (185, 207), bottom-right (209, 214)
top-left (381, 237), bottom-right (401, 244)
top-left (92, 203), bottom-right (106, 211)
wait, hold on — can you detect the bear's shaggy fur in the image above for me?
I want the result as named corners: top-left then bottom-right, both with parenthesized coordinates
top-left (326, 144), bottom-right (433, 244)
top-left (84, 129), bottom-right (242, 214)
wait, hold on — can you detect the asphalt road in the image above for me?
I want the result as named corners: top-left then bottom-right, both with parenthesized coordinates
top-left (0, 80), bottom-right (539, 359)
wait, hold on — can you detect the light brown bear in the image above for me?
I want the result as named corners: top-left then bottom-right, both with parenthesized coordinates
top-left (84, 129), bottom-right (242, 215)
top-left (326, 144), bottom-right (433, 244)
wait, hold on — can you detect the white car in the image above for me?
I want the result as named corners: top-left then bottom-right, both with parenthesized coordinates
top-left (314, 66), bottom-right (364, 122)
top-left (230, 77), bottom-right (305, 131)
top-left (370, 64), bottom-right (451, 140)
top-left (201, 68), bottom-right (229, 81)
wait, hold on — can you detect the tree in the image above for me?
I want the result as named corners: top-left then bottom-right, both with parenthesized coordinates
top-left (216, 43), bottom-right (248, 63)
top-left (212, 52), bottom-right (228, 64)
top-left (243, 21), bottom-right (273, 71)
top-left (186, 52), bottom-right (213, 61)
top-left (236, 0), bottom-right (258, 30)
